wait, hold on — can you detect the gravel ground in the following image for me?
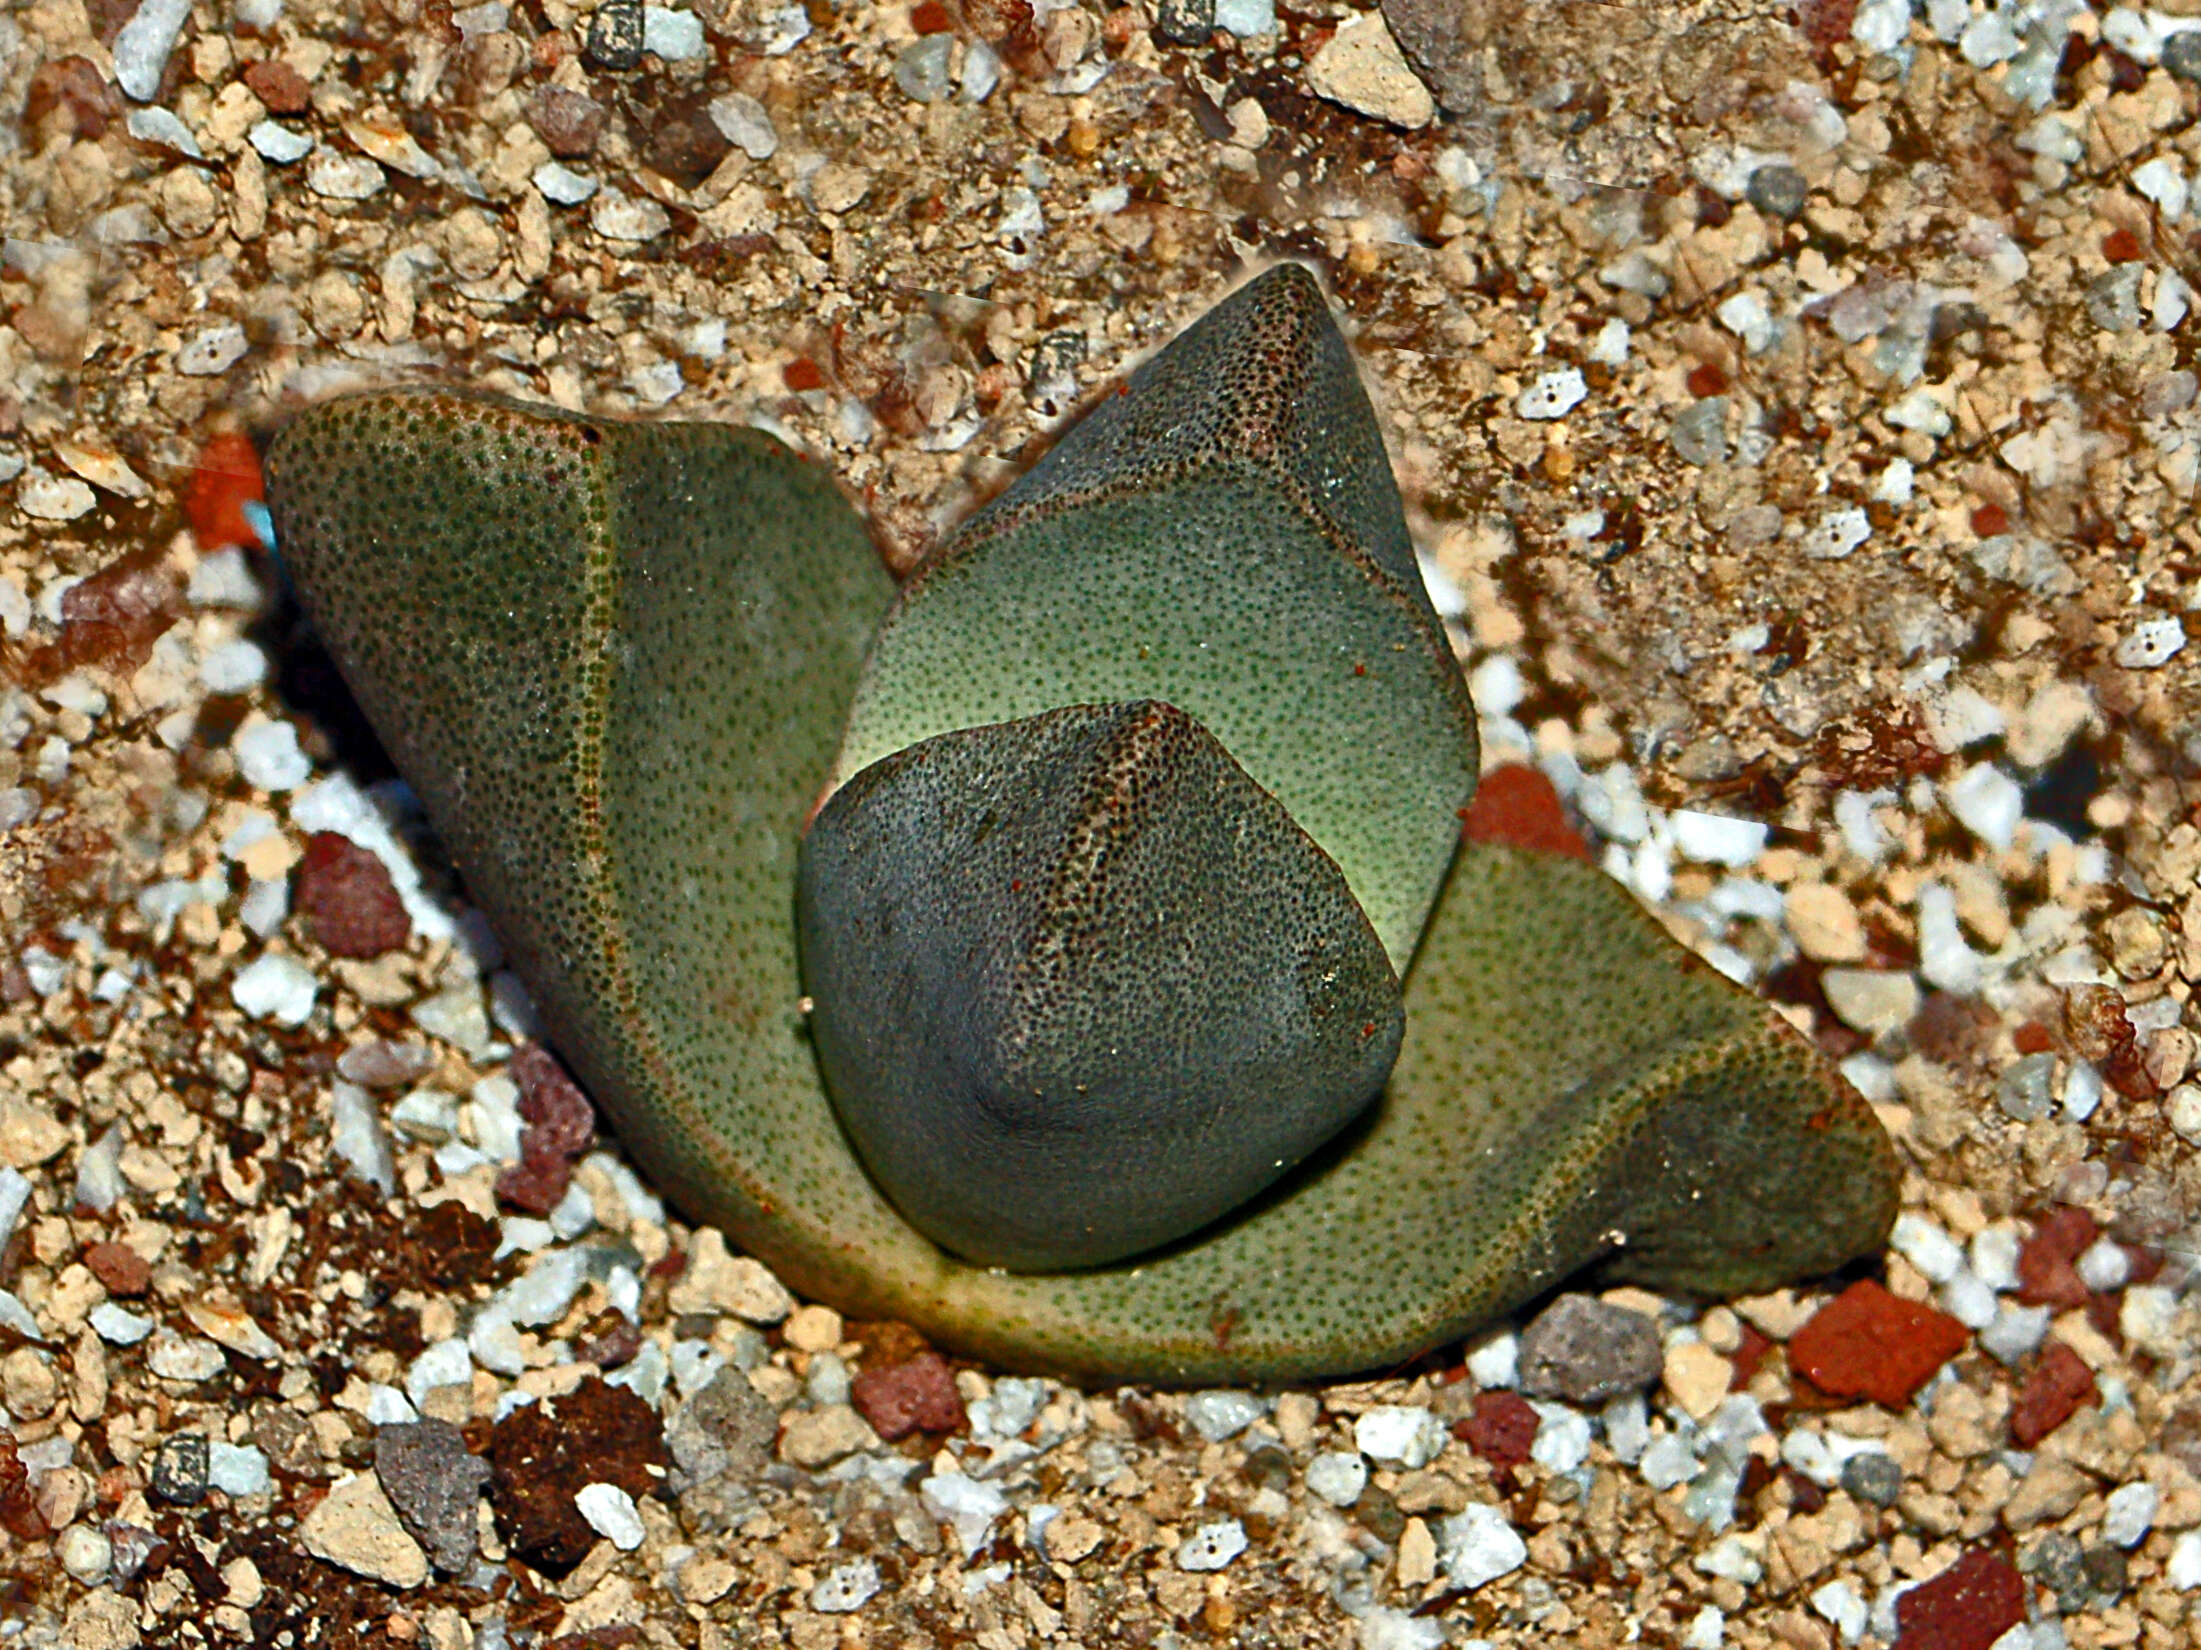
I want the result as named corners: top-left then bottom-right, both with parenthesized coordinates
top-left (2, 1), bottom-right (2200, 1647)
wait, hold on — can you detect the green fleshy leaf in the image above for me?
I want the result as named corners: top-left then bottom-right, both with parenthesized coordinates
top-left (832, 267), bottom-right (1476, 968)
top-left (799, 700), bottom-right (1402, 1272)
top-left (264, 388), bottom-right (894, 1244)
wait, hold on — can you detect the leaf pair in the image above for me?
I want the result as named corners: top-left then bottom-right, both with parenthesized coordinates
top-left (265, 267), bottom-right (1897, 1381)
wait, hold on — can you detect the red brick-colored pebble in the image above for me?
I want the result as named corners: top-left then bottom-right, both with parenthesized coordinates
top-left (512, 1043), bottom-right (597, 1158)
top-left (2009, 1340), bottom-right (2099, 1448)
top-left (83, 1241), bottom-right (151, 1297)
top-left (297, 832), bottom-right (412, 958)
top-left (2016, 1205), bottom-right (2096, 1309)
top-left (495, 1044), bottom-right (598, 1215)
top-left (1459, 764), bottom-right (1592, 862)
top-left (241, 58), bottom-right (311, 115)
top-left (1787, 1280), bottom-right (1968, 1408)
top-left (1453, 1389), bottom-right (1541, 1467)
top-left (185, 431), bottom-right (267, 553)
top-left (851, 1351), bottom-right (965, 1441)
top-left (1892, 1548), bottom-right (2024, 1650)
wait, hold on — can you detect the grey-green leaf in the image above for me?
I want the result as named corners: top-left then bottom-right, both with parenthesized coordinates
top-left (798, 700), bottom-right (1402, 1272)
top-left (831, 266), bottom-right (1476, 969)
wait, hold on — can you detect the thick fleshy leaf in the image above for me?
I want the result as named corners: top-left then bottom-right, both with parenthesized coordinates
top-left (831, 266), bottom-right (1476, 968)
top-left (264, 388), bottom-right (894, 1243)
top-left (798, 700), bottom-right (1402, 1272)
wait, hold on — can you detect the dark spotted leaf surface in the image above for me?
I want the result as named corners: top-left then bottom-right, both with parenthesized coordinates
top-left (799, 699), bottom-right (1401, 1272)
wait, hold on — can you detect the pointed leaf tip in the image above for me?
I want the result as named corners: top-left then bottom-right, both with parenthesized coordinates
top-left (834, 269), bottom-right (1477, 967)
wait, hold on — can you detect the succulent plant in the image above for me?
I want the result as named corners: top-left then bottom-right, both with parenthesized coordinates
top-left (264, 266), bottom-right (1898, 1382)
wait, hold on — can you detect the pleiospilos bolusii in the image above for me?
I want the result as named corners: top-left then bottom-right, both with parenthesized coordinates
top-left (264, 265), bottom-right (1898, 1382)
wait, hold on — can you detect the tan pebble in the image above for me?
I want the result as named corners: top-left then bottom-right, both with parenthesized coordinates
top-left (1820, 968), bottom-right (1918, 1037)
top-left (678, 1553), bottom-right (737, 1604)
top-left (1662, 1340), bottom-right (1731, 1421)
top-left (0, 1097), bottom-right (71, 1168)
top-left (3, 1346), bottom-right (57, 1419)
top-left (1784, 882), bottom-right (1866, 963)
top-left (668, 1229), bottom-right (794, 1324)
top-left (300, 1471), bottom-right (429, 1588)
top-left (1698, 1307), bottom-right (1742, 1355)
top-left (783, 1304), bottom-right (842, 1354)
top-left (1303, 11), bottom-right (1434, 129)
top-left (1396, 1516), bottom-right (1436, 1589)
top-left (1273, 1391), bottom-right (1318, 1452)
top-left (1044, 1513), bottom-right (1104, 1563)
top-left (777, 1403), bottom-right (877, 1469)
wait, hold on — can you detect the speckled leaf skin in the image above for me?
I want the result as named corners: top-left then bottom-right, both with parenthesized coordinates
top-left (798, 700), bottom-right (1403, 1272)
top-left (831, 266), bottom-right (1476, 969)
top-left (267, 381), bottom-right (1896, 1387)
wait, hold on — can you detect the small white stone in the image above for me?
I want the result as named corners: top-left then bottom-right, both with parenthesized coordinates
top-left (708, 92), bottom-right (778, 159)
top-left (2114, 616), bottom-right (2186, 669)
top-left (1849, 0), bottom-right (1909, 53)
top-left (591, 188), bottom-right (670, 242)
top-left (209, 1442), bottom-right (271, 1497)
top-left (2075, 1238), bottom-right (2131, 1293)
top-left (1516, 367), bottom-right (1587, 420)
top-left (233, 719), bottom-right (312, 791)
top-left (2119, 1285), bottom-right (2182, 1357)
top-left (59, 1523), bottom-right (113, 1584)
top-left (1683, 1605), bottom-right (1726, 1650)
top-left (1943, 763), bottom-right (2024, 852)
top-left (406, 1337), bottom-right (473, 1407)
top-left (330, 1079), bottom-right (396, 1193)
top-left (921, 1471), bottom-right (1010, 1558)
top-left (2102, 1481), bottom-right (2158, 1549)
top-left (1435, 1504), bottom-right (1527, 1588)
top-left (113, 0), bottom-right (194, 100)
top-left (90, 1303), bottom-right (154, 1345)
top-left (1937, 1270), bottom-right (1997, 1330)
top-left (533, 161), bottom-right (597, 205)
top-left (1800, 506), bottom-right (1871, 561)
top-left (1214, 0), bottom-right (1274, 34)
top-left (2168, 1083), bottom-right (2201, 1146)
top-left (1669, 809), bottom-right (1767, 867)
top-left (2168, 1529), bottom-right (2201, 1589)
top-left (1176, 1518), bottom-right (1247, 1572)
top-left (178, 324), bottom-right (251, 376)
top-left (1891, 1214), bottom-right (1963, 1284)
top-left (1305, 1449), bottom-right (1368, 1506)
top-left (1355, 1406), bottom-right (1446, 1469)
top-left (306, 152), bottom-right (386, 200)
top-left (199, 639), bottom-right (269, 694)
top-left (147, 1330), bottom-right (227, 1381)
top-left (1183, 1390), bottom-right (1264, 1442)
top-left (812, 1557), bottom-right (881, 1612)
top-left (641, 5), bottom-right (705, 58)
top-left (1811, 1578), bottom-right (1868, 1643)
top-left (18, 470), bottom-right (97, 522)
top-left (1464, 1328), bottom-right (1518, 1388)
top-left (575, 1481), bottom-right (645, 1550)
top-left (248, 120), bottom-right (314, 163)
top-left (232, 953), bottom-right (319, 1026)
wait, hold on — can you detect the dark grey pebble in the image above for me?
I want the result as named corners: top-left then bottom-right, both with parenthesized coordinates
top-left (1517, 1293), bottom-right (1662, 1404)
top-left (374, 1419), bottom-right (492, 1574)
top-left (150, 1433), bottom-right (209, 1506)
